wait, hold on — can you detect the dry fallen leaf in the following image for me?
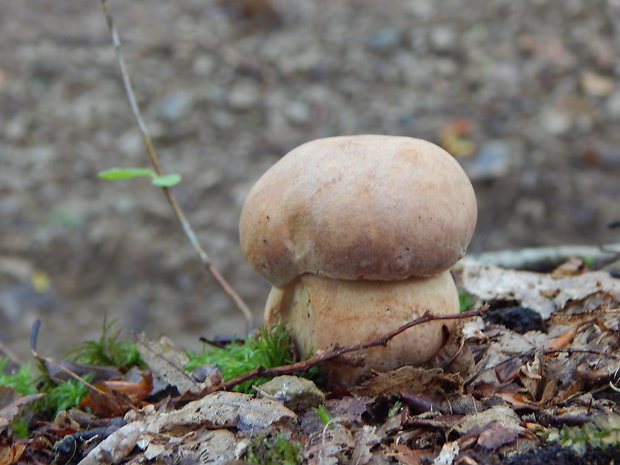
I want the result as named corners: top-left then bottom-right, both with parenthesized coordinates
top-left (387, 443), bottom-right (434, 465)
top-left (0, 441), bottom-right (27, 465)
top-left (350, 425), bottom-right (380, 465)
top-left (134, 334), bottom-right (218, 394)
top-left (551, 257), bottom-right (587, 277)
top-left (439, 118), bottom-right (476, 157)
top-left (456, 258), bottom-right (620, 319)
top-left (476, 421), bottom-right (521, 450)
top-left (78, 421), bottom-right (145, 465)
top-left (545, 324), bottom-right (580, 350)
top-left (0, 387), bottom-right (45, 432)
top-left (351, 366), bottom-right (462, 398)
top-left (79, 372), bottom-right (153, 417)
top-left (140, 428), bottom-right (237, 464)
top-left (432, 441), bottom-right (459, 465)
top-left (159, 391), bottom-right (296, 430)
top-left (79, 391), bottom-right (296, 464)
top-left (451, 405), bottom-right (526, 438)
top-left (305, 422), bottom-right (355, 465)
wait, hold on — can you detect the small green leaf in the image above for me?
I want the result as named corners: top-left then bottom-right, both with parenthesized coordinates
top-left (151, 174), bottom-right (182, 187)
top-left (313, 405), bottom-right (332, 425)
top-left (98, 167), bottom-right (155, 180)
top-left (459, 291), bottom-right (476, 312)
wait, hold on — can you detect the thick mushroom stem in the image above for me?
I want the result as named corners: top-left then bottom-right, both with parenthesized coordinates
top-left (265, 270), bottom-right (460, 385)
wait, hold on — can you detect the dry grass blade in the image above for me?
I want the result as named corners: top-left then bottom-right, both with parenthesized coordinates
top-left (99, 0), bottom-right (254, 332)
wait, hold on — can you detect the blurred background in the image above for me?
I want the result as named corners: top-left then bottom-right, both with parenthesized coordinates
top-left (1, 0), bottom-right (619, 360)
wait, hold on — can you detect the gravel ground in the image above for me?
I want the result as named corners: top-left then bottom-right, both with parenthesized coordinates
top-left (1, 0), bottom-right (619, 360)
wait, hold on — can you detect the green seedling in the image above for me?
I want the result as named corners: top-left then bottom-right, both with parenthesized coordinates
top-left (313, 405), bottom-right (332, 425)
top-left (65, 318), bottom-right (143, 369)
top-left (98, 167), bottom-right (181, 187)
top-left (185, 325), bottom-right (296, 393)
top-left (244, 433), bottom-right (302, 465)
top-left (581, 256), bottom-right (595, 266)
top-left (48, 209), bottom-right (82, 228)
top-left (459, 290), bottom-right (477, 312)
top-left (388, 400), bottom-right (403, 417)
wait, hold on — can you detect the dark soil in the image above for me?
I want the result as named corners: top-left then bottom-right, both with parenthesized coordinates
top-left (1, 0), bottom-right (619, 360)
top-left (504, 444), bottom-right (620, 465)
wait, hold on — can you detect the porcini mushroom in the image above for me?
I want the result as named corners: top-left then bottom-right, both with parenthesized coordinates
top-left (240, 135), bottom-right (477, 385)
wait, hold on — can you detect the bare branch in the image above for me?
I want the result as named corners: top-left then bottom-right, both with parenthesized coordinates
top-left (99, 0), bottom-right (254, 332)
top-left (223, 308), bottom-right (484, 390)
top-left (467, 243), bottom-right (620, 272)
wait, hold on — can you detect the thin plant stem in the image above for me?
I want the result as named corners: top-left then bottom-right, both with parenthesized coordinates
top-left (100, 0), bottom-right (254, 332)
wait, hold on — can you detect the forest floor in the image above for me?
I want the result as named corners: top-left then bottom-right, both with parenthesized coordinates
top-left (1, 1), bottom-right (620, 464)
top-left (1, 0), bottom-right (620, 362)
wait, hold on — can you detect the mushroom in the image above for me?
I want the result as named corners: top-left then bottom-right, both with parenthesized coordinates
top-left (239, 135), bottom-right (477, 385)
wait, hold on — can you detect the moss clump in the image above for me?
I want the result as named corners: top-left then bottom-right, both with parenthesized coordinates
top-left (185, 325), bottom-right (297, 393)
top-left (0, 358), bottom-right (37, 395)
top-left (0, 357), bottom-right (93, 434)
top-left (64, 317), bottom-right (143, 369)
top-left (244, 433), bottom-right (302, 465)
top-left (38, 376), bottom-right (92, 418)
top-left (540, 414), bottom-right (620, 455)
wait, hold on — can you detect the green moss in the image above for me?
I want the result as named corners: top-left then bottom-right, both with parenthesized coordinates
top-left (0, 357), bottom-right (92, 432)
top-left (540, 414), bottom-right (620, 455)
top-left (185, 325), bottom-right (296, 393)
top-left (39, 376), bottom-right (92, 418)
top-left (244, 433), bottom-right (302, 465)
top-left (65, 318), bottom-right (143, 369)
top-left (11, 417), bottom-right (30, 438)
top-left (0, 358), bottom-right (37, 395)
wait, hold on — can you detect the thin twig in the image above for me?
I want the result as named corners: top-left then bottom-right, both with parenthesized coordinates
top-left (543, 348), bottom-right (620, 359)
top-left (0, 340), bottom-right (22, 365)
top-left (467, 243), bottom-right (620, 272)
top-left (99, 0), bottom-right (254, 332)
top-left (223, 308), bottom-right (484, 390)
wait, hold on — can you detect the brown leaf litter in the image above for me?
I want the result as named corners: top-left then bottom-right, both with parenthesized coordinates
top-left (4, 258), bottom-right (620, 464)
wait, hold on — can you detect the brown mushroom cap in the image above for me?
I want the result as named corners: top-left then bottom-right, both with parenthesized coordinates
top-left (240, 135), bottom-right (477, 287)
top-left (264, 271), bottom-right (460, 385)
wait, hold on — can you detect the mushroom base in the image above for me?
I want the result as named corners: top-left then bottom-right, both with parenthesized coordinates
top-left (264, 271), bottom-right (460, 386)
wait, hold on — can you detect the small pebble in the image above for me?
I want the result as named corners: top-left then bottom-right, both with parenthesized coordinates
top-left (468, 140), bottom-right (511, 181)
top-left (228, 81), bottom-right (261, 110)
top-left (430, 25), bottom-right (457, 53)
top-left (286, 101), bottom-right (311, 125)
top-left (367, 27), bottom-right (403, 52)
top-left (257, 375), bottom-right (325, 410)
top-left (541, 108), bottom-right (572, 135)
top-left (157, 91), bottom-right (192, 122)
